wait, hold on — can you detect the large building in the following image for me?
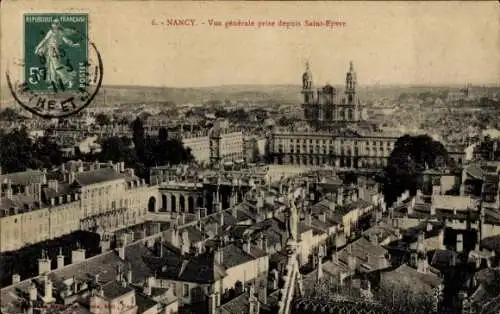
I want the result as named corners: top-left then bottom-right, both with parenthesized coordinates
top-left (268, 62), bottom-right (399, 168)
top-left (0, 162), bottom-right (158, 252)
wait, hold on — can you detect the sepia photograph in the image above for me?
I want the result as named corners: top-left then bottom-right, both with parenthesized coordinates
top-left (0, 1), bottom-right (499, 313)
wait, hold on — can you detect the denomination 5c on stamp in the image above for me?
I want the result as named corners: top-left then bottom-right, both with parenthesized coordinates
top-left (6, 13), bottom-right (103, 119)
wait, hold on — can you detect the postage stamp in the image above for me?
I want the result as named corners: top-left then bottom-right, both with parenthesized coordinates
top-left (6, 12), bottom-right (103, 119)
top-left (25, 13), bottom-right (88, 93)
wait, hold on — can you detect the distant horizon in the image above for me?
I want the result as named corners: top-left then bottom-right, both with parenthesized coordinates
top-left (99, 82), bottom-right (500, 89)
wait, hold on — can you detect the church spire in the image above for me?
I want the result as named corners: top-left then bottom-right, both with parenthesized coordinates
top-left (345, 60), bottom-right (357, 105)
top-left (302, 60), bottom-right (313, 90)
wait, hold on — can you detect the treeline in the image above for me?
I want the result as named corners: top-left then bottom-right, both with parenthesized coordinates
top-left (1, 118), bottom-right (194, 179)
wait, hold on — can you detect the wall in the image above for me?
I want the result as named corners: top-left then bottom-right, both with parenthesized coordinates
top-left (222, 256), bottom-right (269, 292)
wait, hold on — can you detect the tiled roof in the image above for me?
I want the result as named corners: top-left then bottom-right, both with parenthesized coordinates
top-left (337, 200), bottom-right (373, 215)
top-left (466, 164), bottom-right (485, 180)
top-left (100, 280), bottom-right (134, 300)
top-left (74, 168), bottom-right (129, 186)
top-left (181, 225), bottom-right (206, 243)
top-left (339, 237), bottom-right (388, 271)
top-left (403, 220), bottom-right (444, 242)
top-left (432, 195), bottom-right (472, 210)
top-left (380, 264), bottom-right (442, 295)
top-left (430, 249), bottom-right (458, 268)
top-left (0, 170), bottom-right (45, 186)
top-left (363, 223), bottom-right (399, 242)
top-left (42, 182), bottom-right (73, 199)
top-left (220, 244), bottom-right (257, 269)
top-left (177, 254), bottom-right (226, 284)
top-left (218, 292), bottom-right (251, 314)
top-left (0, 250), bottom-right (127, 313)
top-left (0, 193), bottom-right (38, 211)
top-left (135, 292), bottom-right (159, 313)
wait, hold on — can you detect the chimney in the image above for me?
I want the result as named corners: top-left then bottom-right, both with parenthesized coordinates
top-left (42, 274), bottom-right (55, 304)
top-left (457, 233), bottom-right (464, 253)
top-left (116, 264), bottom-right (123, 282)
top-left (328, 200), bottom-right (335, 211)
top-left (100, 237), bottom-right (111, 253)
top-left (170, 225), bottom-right (180, 248)
top-left (256, 194), bottom-right (264, 213)
top-left (319, 212), bottom-right (326, 223)
top-left (332, 251), bottom-right (339, 264)
top-left (337, 187), bottom-right (344, 206)
top-left (243, 237), bottom-right (252, 254)
top-left (181, 230), bottom-right (190, 255)
top-left (208, 290), bottom-right (218, 314)
top-left (305, 210), bottom-right (312, 226)
top-left (219, 211), bottom-right (224, 227)
top-left (426, 222), bottom-right (433, 232)
top-left (12, 273), bottom-right (21, 284)
top-left (257, 234), bottom-right (264, 250)
top-left (68, 171), bottom-right (75, 184)
top-left (263, 235), bottom-right (269, 253)
top-left (178, 213), bottom-right (186, 226)
top-left (365, 253), bottom-right (370, 264)
top-left (271, 269), bottom-right (279, 290)
top-left (194, 208), bottom-right (201, 221)
top-left (57, 248), bottom-right (65, 269)
top-left (72, 275), bottom-right (78, 294)
top-left (394, 228), bottom-right (401, 239)
top-left (29, 283), bottom-right (37, 301)
top-left (143, 281), bottom-right (152, 296)
top-left (71, 248), bottom-right (86, 263)
top-left (38, 251), bottom-right (51, 275)
top-left (117, 245), bottom-right (125, 260)
top-left (214, 246), bottom-right (223, 265)
top-left (248, 284), bottom-right (259, 314)
top-left (127, 266), bottom-right (132, 284)
top-left (47, 180), bottom-right (59, 193)
top-left (5, 180), bottom-right (13, 199)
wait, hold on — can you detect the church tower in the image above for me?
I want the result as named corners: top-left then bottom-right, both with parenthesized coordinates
top-left (345, 61), bottom-right (357, 105)
top-left (302, 61), bottom-right (314, 104)
top-left (301, 61), bottom-right (317, 124)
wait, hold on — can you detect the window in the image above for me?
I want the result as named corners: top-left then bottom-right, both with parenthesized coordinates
top-left (183, 284), bottom-right (189, 297)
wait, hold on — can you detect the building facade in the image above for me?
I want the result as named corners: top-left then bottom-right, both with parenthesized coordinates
top-left (268, 61), bottom-right (398, 168)
top-left (0, 162), bottom-right (159, 252)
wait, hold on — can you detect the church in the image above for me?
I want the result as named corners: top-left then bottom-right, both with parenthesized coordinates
top-left (302, 61), bottom-right (367, 127)
top-left (268, 61), bottom-right (399, 169)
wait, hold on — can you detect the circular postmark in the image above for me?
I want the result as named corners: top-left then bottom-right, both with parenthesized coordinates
top-left (6, 14), bottom-right (103, 119)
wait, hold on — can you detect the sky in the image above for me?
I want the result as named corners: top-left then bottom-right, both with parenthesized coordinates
top-left (1, 1), bottom-right (499, 88)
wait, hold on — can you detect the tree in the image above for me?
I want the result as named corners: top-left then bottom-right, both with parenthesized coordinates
top-left (131, 117), bottom-right (146, 161)
top-left (99, 136), bottom-right (135, 164)
top-left (94, 113), bottom-right (111, 126)
top-left (0, 128), bottom-right (63, 173)
top-left (0, 108), bottom-right (23, 121)
top-left (381, 134), bottom-right (448, 206)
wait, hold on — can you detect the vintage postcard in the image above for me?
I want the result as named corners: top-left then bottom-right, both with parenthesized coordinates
top-left (0, 1), bottom-right (499, 314)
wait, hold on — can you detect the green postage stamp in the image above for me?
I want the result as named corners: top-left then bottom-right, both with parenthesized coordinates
top-left (24, 13), bottom-right (88, 92)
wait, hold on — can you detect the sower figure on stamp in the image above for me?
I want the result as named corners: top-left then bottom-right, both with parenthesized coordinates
top-left (34, 18), bottom-right (80, 88)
